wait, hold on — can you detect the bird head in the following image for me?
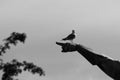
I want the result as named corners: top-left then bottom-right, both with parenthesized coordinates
top-left (72, 30), bottom-right (75, 34)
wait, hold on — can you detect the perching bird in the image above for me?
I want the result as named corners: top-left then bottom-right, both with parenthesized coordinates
top-left (62, 30), bottom-right (75, 43)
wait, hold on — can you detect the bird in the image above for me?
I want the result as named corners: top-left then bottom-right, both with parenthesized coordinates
top-left (62, 30), bottom-right (75, 43)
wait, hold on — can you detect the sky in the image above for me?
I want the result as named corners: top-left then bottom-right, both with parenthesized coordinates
top-left (1, 0), bottom-right (120, 80)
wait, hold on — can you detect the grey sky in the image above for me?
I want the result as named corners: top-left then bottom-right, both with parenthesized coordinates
top-left (1, 0), bottom-right (120, 80)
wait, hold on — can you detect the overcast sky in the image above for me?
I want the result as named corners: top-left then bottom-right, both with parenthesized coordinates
top-left (1, 0), bottom-right (120, 80)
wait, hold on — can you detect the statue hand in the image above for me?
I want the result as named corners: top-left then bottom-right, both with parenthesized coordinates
top-left (56, 42), bottom-right (77, 52)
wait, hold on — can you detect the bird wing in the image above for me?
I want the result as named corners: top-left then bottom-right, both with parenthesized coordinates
top-left (62, 33), bottom-right (75, 40)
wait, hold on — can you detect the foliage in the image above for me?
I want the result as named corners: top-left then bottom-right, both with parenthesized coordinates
top-left (0, 32), bottom-right (45, 80)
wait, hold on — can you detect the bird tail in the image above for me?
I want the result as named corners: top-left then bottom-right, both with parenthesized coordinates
top-left (61, 38), bottom-right (67, 41)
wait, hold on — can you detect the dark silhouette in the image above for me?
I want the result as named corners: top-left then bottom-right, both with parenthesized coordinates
top-left (0, 32), bottom-right (45, 80)
top-left (62, 30), bottom-right (75, 43)
top-left (0, 32), bottom-right (26, 56)
top-left (56, 42), bottom-right (120, 80)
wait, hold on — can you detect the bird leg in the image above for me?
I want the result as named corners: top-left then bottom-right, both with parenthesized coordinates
top-left (70, 40), bottom-right (74, 45)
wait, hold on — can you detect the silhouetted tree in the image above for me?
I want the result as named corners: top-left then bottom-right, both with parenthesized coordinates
top-left (0, 32), bottom-right (45, 80)
top-left (56, 42), bottom-right (120, 80)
